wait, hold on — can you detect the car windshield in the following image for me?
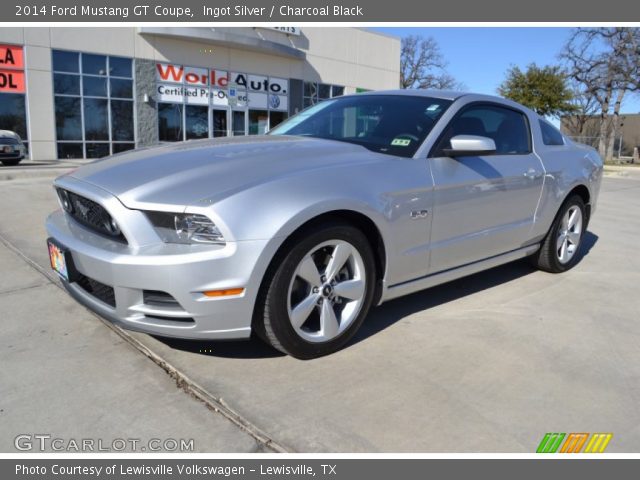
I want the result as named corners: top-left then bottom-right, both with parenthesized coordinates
top-left (269, 95), bottom-right (452, 158)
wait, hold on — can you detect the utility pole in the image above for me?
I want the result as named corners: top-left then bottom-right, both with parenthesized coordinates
top-left (617, 117), bottom-right (625, 160)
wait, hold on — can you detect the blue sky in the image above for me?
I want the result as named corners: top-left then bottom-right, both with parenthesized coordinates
top-left (373, 27), bottom-right (640, 115)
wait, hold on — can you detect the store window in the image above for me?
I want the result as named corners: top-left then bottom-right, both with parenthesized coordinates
top-left (54, 96), bottom-right (82, 140)
top-left (269, 111), bottom-right (287, 130)
top-left (249, 110), bottom-right (269, 135)
top-left (158, 103), bottom-right (183, 142)
top-left (52, 50), bottom-right (135, 159)
top-left (0, 93), bottom-right (28, 152)
top-left (185, 105), bottom-right (209, 140)
top-left (0, 45), bottom-right (28, 155)
top-left (303, 81), bottom-right (345, 108)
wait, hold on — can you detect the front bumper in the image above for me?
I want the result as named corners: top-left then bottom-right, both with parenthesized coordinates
top-left (45, 196), bottom-right (271, 340)
top-left (0, 150), bottom-right (24, 159)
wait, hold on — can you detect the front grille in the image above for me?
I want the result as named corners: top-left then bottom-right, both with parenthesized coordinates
top-left (58, 189), bottom-right (127, 243)
top-left (0, 137), bottom-right (19, 145)
top-left (76, 273), bottom-right (116, 308)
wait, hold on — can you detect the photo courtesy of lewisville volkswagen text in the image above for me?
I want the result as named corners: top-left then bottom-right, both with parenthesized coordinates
top-left (0, 0), bottom-right (639, 477)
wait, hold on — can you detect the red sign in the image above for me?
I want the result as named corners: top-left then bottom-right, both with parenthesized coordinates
top-left (156, 63), bottom-right (229, 88)
top-left (0, 45), bottom-right (24, 70)
top-left (0, 69), bottom-right (25, 93)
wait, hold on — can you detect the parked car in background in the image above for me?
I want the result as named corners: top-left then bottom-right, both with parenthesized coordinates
top-left (46, 91), bottom-right (603, 359)
top-left (0, 130), bottom-right (27, 166)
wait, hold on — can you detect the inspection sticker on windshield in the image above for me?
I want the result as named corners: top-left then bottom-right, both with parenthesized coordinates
top-left (391, 138), bottom-right (411, 147)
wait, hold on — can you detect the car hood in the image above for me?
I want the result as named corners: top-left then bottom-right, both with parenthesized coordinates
top-left (67, 136), bottom-right (381, 210)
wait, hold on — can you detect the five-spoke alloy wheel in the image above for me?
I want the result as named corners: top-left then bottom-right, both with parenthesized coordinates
top-left (257, 222), bottom-right (375, 359)
top-left (532, 195), bottom-right (587, 273)
top-left (288, 240), bottom-right (367, 343)
top-left (556, 205), bottom-right (583, 264)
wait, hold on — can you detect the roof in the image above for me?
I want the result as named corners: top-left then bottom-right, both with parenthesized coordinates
top-left (353, 89), bottom-right (544, 118)
top-left (357, 28), bottom-right (402, 41)
top-left (359, 89), bottom-right (466, 101)
top-left (355, 89), bottom-right (518, 103)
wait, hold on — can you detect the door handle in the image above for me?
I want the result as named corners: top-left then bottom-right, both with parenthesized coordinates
top-left (524, 168), bottom-right (543, 180)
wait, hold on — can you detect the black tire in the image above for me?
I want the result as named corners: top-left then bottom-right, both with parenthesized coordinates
top-left (256, 222), bottom-right (376, 359)
top-left (532, 195), bottom-right (586, 273)
top-left (1, 159), bottom-right (22, 166)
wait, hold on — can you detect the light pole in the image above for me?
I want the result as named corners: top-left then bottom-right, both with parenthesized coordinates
top-left (618, 116), bottom-right (625, 160)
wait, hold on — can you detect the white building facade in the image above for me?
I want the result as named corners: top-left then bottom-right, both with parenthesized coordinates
top-left (0, 27), bottom-right (400, 160)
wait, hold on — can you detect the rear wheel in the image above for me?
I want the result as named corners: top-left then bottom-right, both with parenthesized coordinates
top-left (532, 195), bottom-right (586, 273)
top-left (257, 223), bottom-right (376, 359)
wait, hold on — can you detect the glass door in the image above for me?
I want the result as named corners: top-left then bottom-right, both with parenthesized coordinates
top-left (232, 110), bottom-right (246, 136)
top-left (212, 109), bottom-right (228, 137)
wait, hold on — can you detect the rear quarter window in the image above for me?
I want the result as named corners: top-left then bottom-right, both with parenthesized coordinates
top-left (539, 120), bottom-right (565, 146)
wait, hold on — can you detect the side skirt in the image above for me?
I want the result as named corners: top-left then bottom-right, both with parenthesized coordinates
top-left (379, 244), bottom-right (540, 304)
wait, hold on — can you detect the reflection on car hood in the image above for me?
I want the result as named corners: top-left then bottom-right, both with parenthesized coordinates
top-left (68, 136), bottom-right (381, 209)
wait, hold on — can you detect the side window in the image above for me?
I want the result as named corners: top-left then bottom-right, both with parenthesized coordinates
top-left (436, 104), bottom-right (531, 155)
top-left (539, 120), bottom-right (565, 146)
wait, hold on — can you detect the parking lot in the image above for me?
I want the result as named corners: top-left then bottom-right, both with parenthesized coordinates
top-left (1, 166), bottom-right (639, 452)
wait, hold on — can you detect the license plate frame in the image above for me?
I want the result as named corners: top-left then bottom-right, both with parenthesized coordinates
top-left (47, 238), bottom-right (78, 282)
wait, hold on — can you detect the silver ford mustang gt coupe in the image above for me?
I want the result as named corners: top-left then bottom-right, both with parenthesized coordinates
top-left (46, 90), bottom-right (603, 359)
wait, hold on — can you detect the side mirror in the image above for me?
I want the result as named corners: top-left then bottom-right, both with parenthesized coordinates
top-left (441, 135), bottom-right (496, 157)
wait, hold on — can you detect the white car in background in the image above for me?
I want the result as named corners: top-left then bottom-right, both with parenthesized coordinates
top-left (0, 130), bottom-right (27, 166)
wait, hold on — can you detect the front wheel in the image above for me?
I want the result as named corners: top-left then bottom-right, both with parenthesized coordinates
top-left (532, 195), bottom-right (586, 273)
top-left (257, 223), bottom-right (376, 359)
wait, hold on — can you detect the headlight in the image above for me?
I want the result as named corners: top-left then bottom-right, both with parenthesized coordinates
top-left (56, 188), bottom-right (73, 213)
top-left (145, 211), bottom-right (225, 245)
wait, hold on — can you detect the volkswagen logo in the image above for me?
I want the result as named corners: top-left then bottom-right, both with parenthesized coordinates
top-left (269, 95), bottom-right (281, 109)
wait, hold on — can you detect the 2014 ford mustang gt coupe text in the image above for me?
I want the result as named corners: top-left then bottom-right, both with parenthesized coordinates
top-left (46, 91), bottom-right (603, 359)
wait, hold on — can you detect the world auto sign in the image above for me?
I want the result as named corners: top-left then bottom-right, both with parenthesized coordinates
top-left (155, 63), bottom-right (288, 111)
top-left (0, 44), bottom-right (25, 93)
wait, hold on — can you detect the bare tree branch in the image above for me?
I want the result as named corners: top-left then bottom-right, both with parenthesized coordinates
top-left (561, 27), bottom-right (640, 159)
top-left (400, 35), bottom-right (463, 90)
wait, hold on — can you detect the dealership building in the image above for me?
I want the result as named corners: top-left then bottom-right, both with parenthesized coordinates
top-left (0, 27), bottom-right (400, 161)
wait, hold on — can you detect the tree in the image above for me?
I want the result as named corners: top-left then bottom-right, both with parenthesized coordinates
top-left (563, 81), bottom-right (600, 137)
top-left (562, 27), bottom-right (640, 160)
top-left (400, 35), bottom-right (461, 90)
top-left (497, 63), bottom-right (576, 117)
top-left (561, 82), bottom-right (602, 147)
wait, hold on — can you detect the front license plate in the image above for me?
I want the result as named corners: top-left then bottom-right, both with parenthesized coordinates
top-left (48, 239), bottom-right (72, 281)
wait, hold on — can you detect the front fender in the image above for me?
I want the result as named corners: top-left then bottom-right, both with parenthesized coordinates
top-left (199, 180), bottom-right (394, 324)
top-left (196, 157), bottom-right (434, 292)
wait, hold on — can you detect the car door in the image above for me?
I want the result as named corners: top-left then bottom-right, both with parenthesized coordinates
top-left (427, 102), bottom-right (544, 273)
